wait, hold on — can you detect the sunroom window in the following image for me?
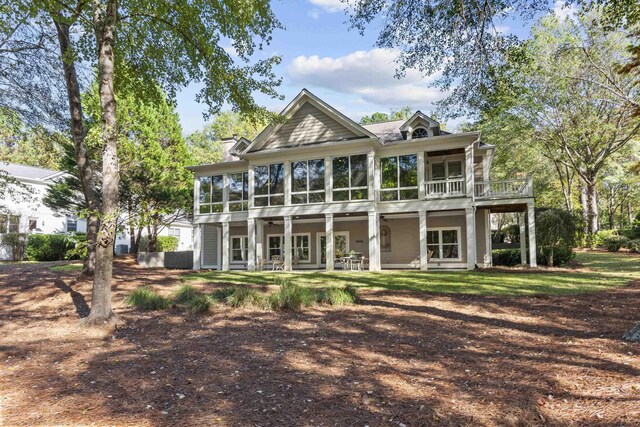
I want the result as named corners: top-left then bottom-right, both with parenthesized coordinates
top-left (431, 160), bottom-right (463, 180)
top-left (254, 163), bottom-right (284, 207)
top-left (380, 154), bottom-right (418, 201)
top-left (228, 172), bottom-right (249, 211)
top-left (332, 154), bottom-right (368, 201)
top-left (199, 175), bottom-right (223, 214)
top-left (427, 228), bottom-right (461, 260)
top-left (292, 159), bottom-right (325, 204)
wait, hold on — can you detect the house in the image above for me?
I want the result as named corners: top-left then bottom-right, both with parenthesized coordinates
top-left (187, 89), bottom-right (536, 271)
top-left (0, 162), bottom-right (194, 259)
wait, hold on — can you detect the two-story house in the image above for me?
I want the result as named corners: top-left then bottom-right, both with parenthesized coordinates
top-left (187, 89), bottom-right (536, 271)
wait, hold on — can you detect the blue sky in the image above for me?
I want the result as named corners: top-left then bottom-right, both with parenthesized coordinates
top-left (175, 0), bottom-right (574, 134)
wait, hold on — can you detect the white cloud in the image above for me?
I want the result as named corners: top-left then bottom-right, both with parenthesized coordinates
top-left (552, 0), bottom-right (578, 20)
top-left (288, 48), bottom-right (445, 106)
top-left (307, 8), bottom-right (321, 19)
top-left (493, 24), bottom-right (510, 35)
top-left (307, 0), bottom-right (346, 13)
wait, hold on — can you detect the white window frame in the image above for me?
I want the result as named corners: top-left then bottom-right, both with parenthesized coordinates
top-left (0, 214), bottom-right (20, 234)
top-left (254, 163), bottom-right (285, 207)
top-left (315, 231), bottom-right (350, 265)
top-left (427, 226), bottom-right (462, 261)
top-left (266, 232), bottom-right (311, 263)
top-left (411, 127), bottom-right (429, 139)
top-left (198, 175), bottom-right (224, 214)
top-left (379, 154), bottom-right (419, 202)
top-left (230, 235), bottom-right (248, 264)
top-left (169, 227), bottom-right (181, 238)
top-left (228, 172), bottom-right (249, 212)
top-left (291, 159), bottom-right (325, 205)
top-left (429, 157), bottom-right (464, 181)
top-left (332, 154), bottom-right (368, 201)
top-left (66, 217), bottom-right (77, 233)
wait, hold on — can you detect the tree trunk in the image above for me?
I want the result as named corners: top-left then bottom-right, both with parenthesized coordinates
top-left (548, 247), bottom-right (554, 267)
top-left (84, 0), bottom-right (118, 325)
top-left (586, 179), bottom-right (599, 237)
top-left (53, 18), bottom-right (99, 277)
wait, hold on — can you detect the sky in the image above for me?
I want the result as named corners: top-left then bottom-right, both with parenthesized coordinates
top-left (175, 0), bottom-right (576, 135)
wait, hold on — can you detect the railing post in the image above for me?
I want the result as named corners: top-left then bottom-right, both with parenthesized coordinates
top-left (527, 176), bottom-right (533, 197)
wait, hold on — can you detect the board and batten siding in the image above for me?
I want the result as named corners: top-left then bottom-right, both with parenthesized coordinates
top-left (260, 102), bottom-right (358, 151)
top-left (201, 224), bottom-right (219, 268)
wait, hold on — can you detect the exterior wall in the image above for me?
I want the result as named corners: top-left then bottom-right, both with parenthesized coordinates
top-left (380, 217), bottom-right (419, 266)
top-left (261, 102), bottom-right (358, 150)
top-left (427, 212), bottom-right (467, 267)
top-left (475, 208), bottom-right (489, 267)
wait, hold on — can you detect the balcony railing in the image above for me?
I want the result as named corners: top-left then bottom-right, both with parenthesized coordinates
top-left (475, 177), bottom-right (533, 199)
top-left (424, 178), bottom-right (466, 199)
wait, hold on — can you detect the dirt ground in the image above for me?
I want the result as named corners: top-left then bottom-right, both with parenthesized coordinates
top-left (1, 257), bottom-right (639, 426)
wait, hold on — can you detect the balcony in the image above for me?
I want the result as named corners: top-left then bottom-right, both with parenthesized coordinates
top-left (475, 177), bottom-right (533, 200)
top-left (424, 178), bottom-right (466, 199)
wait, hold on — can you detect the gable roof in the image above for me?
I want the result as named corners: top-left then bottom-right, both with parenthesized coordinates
top-left (361, 119), bottom-right (406, 143)
top-left (399, 111), bottom-right (440, 131)
top-left (0, 162), bottom-right (65, 182)
top-left (245, 89), bottom-right (376, 153)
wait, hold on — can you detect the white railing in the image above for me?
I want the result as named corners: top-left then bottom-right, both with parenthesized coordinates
top-left (424, 178), bottom-right (466, 199)
top-left (474, 177), bottom-right (533, 199)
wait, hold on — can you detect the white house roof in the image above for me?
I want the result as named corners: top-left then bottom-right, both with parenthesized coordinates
top-left (0, 162), bottom-right (65, 182)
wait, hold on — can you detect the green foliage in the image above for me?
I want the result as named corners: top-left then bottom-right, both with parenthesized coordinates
top-left (315, 285), bottom-right (358, 306)
top-left (268, 279), bottom-right (314, 311)
top-left (0, 232), bottom-right (27, 261)
top-left (125, 286), bottom-right (172, 310)
top-left (24, 234), bottom-right (84, 261)
top-left (174, 284), bottom-right (198, 304)
top-left (209, 287), bottom-right (239, 303)
top-left (138, 235), bottom-right (179, 252)
top-left (360, 107), bottom-right (414, 125)
top-left (225, 287), bottom-right (265, 308)
top-left (536, 245), bottom-right (575, 266)
top-left (594, 229), bottom-right (620, 248)
top-left (187, 295), bottom-right (212, 314)
top-left (626, 239), bottom-right (640, 253)
top-left (492, 249), bottom-right (522, 267)
top-left (603, 235), bottom-right (630, 252)
top-left (535, 209), bottom-right (576, 267)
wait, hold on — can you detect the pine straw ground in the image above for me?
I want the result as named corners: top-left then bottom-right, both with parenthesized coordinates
top-left (1, 254), bottom-right (639, 426)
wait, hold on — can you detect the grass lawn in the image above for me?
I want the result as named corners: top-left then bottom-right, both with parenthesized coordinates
top-left (183, 251), bottom-right (640, 296)
top-left (49, 263), bottom-right (83, 272)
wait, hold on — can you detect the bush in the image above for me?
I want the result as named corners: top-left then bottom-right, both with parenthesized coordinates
top-left (316, 285), bottom-right (358, 306)
top-left (210, 287), bottom-right (239, 303)
top-left (535, 208), bottom-right (576, 267)
top-left (492, 249), bottom-right (522, 267)
top-left (187, 294), bottom-right (212, 314)
top-left (225, 287), bottom-right (265, 308)
top-left (0, 233), bottom-right (27, 261)
top-left (174, 284), bottom-right (198, 304)
top-left (594, 229), bottom-right (619, 248)
top-left (537, 245), bottom-right (574, 266)
top-left (269, 279), bottom-right (314, 311)
top-left (626, 239), bottom-right (640, 253)
top-left (24, 234), bottom-right (81, 261)
top-left (603, 235), bottom-right (630, 252)
top-left (125, 286), bottom-right (171, 310)
top-left (138, 235), bottom-right (179, 252)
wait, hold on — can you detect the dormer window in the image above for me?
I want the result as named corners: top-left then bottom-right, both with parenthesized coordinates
top-left (411, 127), bottom-right (429, 139)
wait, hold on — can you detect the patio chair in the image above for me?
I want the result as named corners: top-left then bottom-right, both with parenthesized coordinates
top-left (271, 255), bottom-right (284, 272)
top-left (256, 256), bottom-right (266, 271)
top-left (351, 256), bottom-right (365, 272)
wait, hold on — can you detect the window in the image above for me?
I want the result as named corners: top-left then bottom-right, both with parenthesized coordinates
top-left (319, 233), bottom-right (349, 264)
top-left (268, 235), bottom-right (283, 260)
top-left (169, 227), bottom-right (181, 238)
top-left (412, 128), bottom-right (428, 139)
top-left (231, 236), bottom-right (248, 262)
top-left (28, 218), bottom-right (37, 232)
top-left (380, 154), bottom-right (418, 201)
top-left (430, 160), bottom-right (463, 180)
top-left (66, 218), bottom-right (77, 232)
top-left (267, 234), bottom-right (310, 262)
top-left (380, 225), bottom-right (391, 252)
top-left (427, 228), bottom-right (461, 260)
top-left (199, 175), bottom-right (223, 213)
top-left (229, 172), bottom-right (249, 211)
top-left (332, 154), bottom-right (368, 201)
top-left (254, 163), bottom-right (284, 206)
top-left (0, 214), bottom-right (20, 234)
top-left (292, 159), bottom-right (325, 204)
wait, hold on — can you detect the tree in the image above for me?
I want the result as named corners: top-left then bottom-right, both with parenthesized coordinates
top-left (536, 208), bottom-right (576, 266)
top-left (360, 106), bottom-right (414, 124)
top-left (186, 111), bottom-right (266, 165)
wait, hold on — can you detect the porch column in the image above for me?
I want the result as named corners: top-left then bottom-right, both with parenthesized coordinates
top-left (519, 212), bottom-right (526, 265)
top-left (248, 166), bottom-right (255, 208)
top-left (324, 156), bottom-right (333, 203)
top-left (465, 208), bottom-right (476, 270)
top-left (284, 160), bottom-right (291, 205)
top-left (256, 219), bottom-right (264, 263)
top-left (325, 213), bottom-right (334, 271)
top-left (284, 215), bottom-right (292, 271)
top-left (221, 221), bottom-right (230, 271)
top-left (367, 151), bottom-right (376, 201)
top-left (223, 174), bottom-right (229, 212)
top-left (465, 144), bottom-right (474, 197)
top-left (417, 152), bottom-right (426, 199)
top-left (527, 203), bottom-right (537, 267)
top-left (485, 209), bottom-right (492, 267)
top-left (247, 217), bottom-right (256, 271)
top-left (192, 224), bottom-right (201, 270)
top-left (368, 211), bottom-right (381, 271)
top-left (419, 209), bottom-right (428, 271)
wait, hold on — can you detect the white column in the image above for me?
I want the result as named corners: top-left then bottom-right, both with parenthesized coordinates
top-left (284, 160), bottom-right (291, 206)
top-left (256, 219), bottom-right (264, 262)
top-left (527, 203), bottom-right (537, 267)
top-left (324, 156), bottom-right (332, 203)
top-left (192, 224), bottom-right (201, 270)
top-left (367, 151), bottom-right (376, 201)
top-left (193, 176), bottom-right (201, 215)
top-left (419, 209), bottom-right (428, 271)
top-left (368, 211), bottom-right (380, 271)
top-left (325, 213), bottom-right (334, 271)
top-left (485, 209), bottom-right (492, 267)
top-left (248, 166), bottom-right (255, 209)
top-left (221, 221), bottom-right (230, 271)
top-left (222, 174), bottom-right (229, 212)
top-left (465, 145), bottom-right (474, 198)
top-left (465, 208), bottom-right (476, 270)
top-left (519, 212), bottom-right (526, 265)
top-left (247, 218), bottom-right (256, 271)
top-left (284, 215), bottom-right (292, 271)
top-left (417, 151), bottom-right (426, 199)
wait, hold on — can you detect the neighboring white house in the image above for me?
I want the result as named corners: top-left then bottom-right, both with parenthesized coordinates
top-left (0, 162), bottom-right (193, 260)
top-left (187, 89), bottom-right (537, 271)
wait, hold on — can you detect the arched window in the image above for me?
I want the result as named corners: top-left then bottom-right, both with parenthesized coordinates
top-left (380, 225), bottom-right (391, 252)
top-left (411, 127), bottom-right (428, 139)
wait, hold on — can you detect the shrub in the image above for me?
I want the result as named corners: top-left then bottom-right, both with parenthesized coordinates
top-left (225, 287), bottom-right (265, 308)
top-left (125, 286), bottom-right (171, 310)
top-left (174, 284), bottom-right (198, 304)
top-left (594, 229), bottom-right (619, 248)
top-left (603, 235), bottom-right (630, 252)
top-left (0, 233), bottom-right (27, 261)
top-left (269, 280), bottom-right (314, 311)
top-left (316, 285), bottom-right (358, 306)
top-left (492, 249), bottom-right (522, 267)
top-left (535, 208), bottom-right (576, 267)
top-left (537, 245), bottom-right (574, 266)
top-left (25, 234), bottom-right (79, 261)
top-left (187, 294), bottom-right (212, 314)
top-left (138, 235), bottom-right (179, 252)
top-left (210, 287), bottom-right (239, 303)
top-left (626, 239), bottom-right (640, 253)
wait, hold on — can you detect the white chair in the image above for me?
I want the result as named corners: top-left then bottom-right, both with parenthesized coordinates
top-left (271, 255), bottom-right (284, 271)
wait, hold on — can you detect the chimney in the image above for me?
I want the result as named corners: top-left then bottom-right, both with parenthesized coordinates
top-left (221, 135), bottom-right (238, 162)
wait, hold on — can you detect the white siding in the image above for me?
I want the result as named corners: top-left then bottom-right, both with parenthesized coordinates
top-left (202, 225), bottom-right (219, 268)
